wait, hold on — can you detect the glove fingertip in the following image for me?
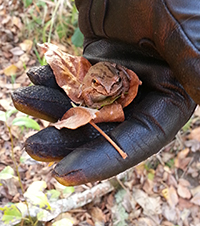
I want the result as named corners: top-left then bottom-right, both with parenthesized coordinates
top-left (52, 169), bottom-right (89, 186)
top-left (27, 65), bottom-right (60, 90)
top-left (11, 86), bottom-right (71, 122)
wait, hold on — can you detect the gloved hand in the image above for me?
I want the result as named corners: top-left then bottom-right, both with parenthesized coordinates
top-left (12, 0), bottom-right (200, 186)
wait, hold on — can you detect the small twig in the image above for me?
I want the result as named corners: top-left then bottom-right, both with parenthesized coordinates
top-left (89, 120), bottom-right (127, 159)
top-left (28, 180), bottom-right (115, 221)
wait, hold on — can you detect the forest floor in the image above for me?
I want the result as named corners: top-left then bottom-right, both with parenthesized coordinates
top-left (0, 1), bottom-right (200, 226)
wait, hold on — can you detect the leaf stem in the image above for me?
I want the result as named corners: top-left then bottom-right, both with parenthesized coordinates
top-left (89, 120), bottom-right (127, 159)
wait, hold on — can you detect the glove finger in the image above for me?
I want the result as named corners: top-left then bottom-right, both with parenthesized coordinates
top-left (24, 121), bottom-right (119, 162)
top-left (23, 88), bottom-right (142, 162)
top-left (27, 64), bottom-right (61, 90)
top-left (11, 85), bottom-right (71, 122)
top-left (52, 89), bottom-right (195, 186)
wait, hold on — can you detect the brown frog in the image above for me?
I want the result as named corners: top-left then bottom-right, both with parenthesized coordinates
top-left (80, 62), bottom-right (130, 109)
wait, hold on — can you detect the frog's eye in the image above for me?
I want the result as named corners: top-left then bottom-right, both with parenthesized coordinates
top-left (117, 77), bottom-right (122, 83)
top-left (92, 79), bottom-right (99, 85)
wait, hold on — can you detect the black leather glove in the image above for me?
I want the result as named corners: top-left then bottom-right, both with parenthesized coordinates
top-left (12, 0), bottom-right (200, 186)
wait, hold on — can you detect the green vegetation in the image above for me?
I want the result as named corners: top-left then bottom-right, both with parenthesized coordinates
top-left (0, 109), bottom-right (75, 225)
top-left (21, 0), bottom-right (83, 48)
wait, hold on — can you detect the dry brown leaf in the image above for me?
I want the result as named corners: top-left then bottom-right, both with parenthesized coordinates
top-left (19, 39), bottom-right (33, 52)
top-left (167, 175), bottom-right (178, 188)
top-left (132, 188), bottom-right (162, 216)
top-left (177, 184), bottom-right (191, 199)
top-left (174, 157), bottom-right (192, 170)
top-left (38, 43), bottom-right (91, 104)
top-left (162, 203), bottom-right (180, 223)
top-left (142, 179), bottom-right (154, 195)
top-left (12, 16), bottom-right (23, 30)
top-left (3, 64), bottom-right (18, 76)
top-left (117, 68), bottom-right (142, 108)
top-left (1, 177), bottom-right (19, 197)
top-left (93, 103), bottom-right (125, 123)
top-left (190, 185), bottom-right (200, 197)
top-left (90, 207), bottom-right (105, 225)
top-left (53, 106), bottom-right (99, 130)
top-left (0, 99), bottom-right (12, 111)
top-left (178, 197), bottom-right (194, 210)
top-left (189, 126), bottom-right (200, 142)
top-left (161, 221), bottom-right (175, 226)
top-left (162, 186), bottom-right (179, 208)
top-left (137, 217), bottom-right (156, 226)
top-left (178, 178), bottom-right (191, 187)
top-left (9, 46), bottom-right (24, 56)
top-left (190, 192), bottom-right (200, 206)
top-left (177, 148), bottom-right (190, 159)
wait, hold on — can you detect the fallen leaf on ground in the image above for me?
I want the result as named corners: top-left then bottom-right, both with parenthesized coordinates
top-left (167, 174), bottom-right (178, 187)
top-left (177, 184), bottom-right (191, 199)
top-left (190, 192), bottom-right (200, 206)
top-left (137, 217), bottom-right (156, 226)
top-left (162, 186), bottom-right (179, 208)
top-left (174, 157), bottom-right (192, 170)
top-left (1, 178), bottom-right (19, 197)
top-left (3, 64), bottom-right (18, 76)
top-left (161, 221), bottom-right (175, 226)
top-left (142, 179), bottom-right (154, 195)
top-left (19, 39), bottom-right (33, 52)
top-left (52, 218), bottom-right (74, 226)
top-left (177, 148), bottom-right (190, 159)
top-left (132, 188), bottom-right (162, 216)
top-left (178, 178), bottom-right (191, 187)
top-left (189, 127), bottom-right (200, 142)
top-left (178, 197), bottom-right (194, 210)
top-left (190, 186), bottom-right (200, 196)
top-left (12, 16), bottom-right (22, 30)
top-left (162, 203), bottom-right (180, 223)
top-left (90, 207), bottom-right (105, 225)
top-left (10, 46), bottom-right (24, 56)
top-left (177, 178), bottom-right (192, 199)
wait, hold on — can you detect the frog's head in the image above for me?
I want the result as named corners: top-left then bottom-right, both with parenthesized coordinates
top-left (87, 62), bottom-right (123, 95)
top-left (82, 62), bottom-right (131, 109)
